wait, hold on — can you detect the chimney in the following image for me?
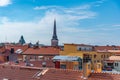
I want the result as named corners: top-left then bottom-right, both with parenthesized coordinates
top-left (10, 48), bottom-right (14, 54)
top-left (82, 62), bottom-right (91, 79)
top-left (94, 63), bottom-right (102, 72)
top-left (81, 56), bottom-right (91, 79)
top-left (33, 41), bottom-right (39, 49)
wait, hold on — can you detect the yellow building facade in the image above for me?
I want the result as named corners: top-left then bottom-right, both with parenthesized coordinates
top-left (60, 43), bottom-right (113, 69)
top-left (60, 61), bottom-right (79, 70)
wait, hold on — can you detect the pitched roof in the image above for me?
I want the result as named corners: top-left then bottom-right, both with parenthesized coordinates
top-left (30, 60), bottom-right (55, 68)
top-left (1, 59), bottom-right (55, 68)
top-left (39, 69), bottom-right (120, 80)
top-left (0, 64), bottom-right (43, 80)
top-left (39, 68), bottom-right (82, 80)
top-left (64, 43), bottom-right (92, 47)
top-left (23, 47), bottom-right (60, 55)
top-left (94, 46), bottom-right (120, 52)
top-left (0, 47), bottom-right (6, 53)
top-left (0, 64), bottom-right (120, 80)
top-left (5, 45), bottom-right (28, 52)
top-left (89, 72), bottom-right (120, 80)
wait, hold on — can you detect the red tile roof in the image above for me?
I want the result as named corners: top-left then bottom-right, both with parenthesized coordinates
top-left (0, 47), bottom-right (6, 53)
top-left (37, 68), bottom-right (82, 80)
top-left (4, 60), bottom-right (55, 68)
top-left (89, 72), bottom-right (118, 80)
top-left (64, 43), bottom-right (92, 47)
top-left (0, 64), bottom-right (120, 80)
top-left (23, 47), bottom-right (60, 55)
top-left (0, 56), bottom-right (5, 62)
top-left (38, 69), bottom-right (120, 80)
top-left (0, 64), bottom-right (43, 80)
top-left (94, 46), bottom-right (120, 52)
top-left (30, 60), bottom-right (55, 68)
top-left (5, 45), bottom-right (28, 52)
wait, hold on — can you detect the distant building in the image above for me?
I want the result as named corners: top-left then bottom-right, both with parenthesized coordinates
top-left (19, 35), bottom-right (26, 45)
top-left (105, 56), bottom-right (120, 71)
top-left (51, 19), bottom-right (58, 46)
top-left (0, 44), bottom-right (29, 62)
top-left (22, 46), bottom-right (60, 61)
top-left (53, 56), bottom-right (82, 70)
top-left (60, 43), bottom-right (114, 69)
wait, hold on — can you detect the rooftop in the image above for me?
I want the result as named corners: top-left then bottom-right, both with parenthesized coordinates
top-left (0, 64), bottom-right (120, 80)
top-left (23, 47), bottom-right (60, 55)
top-left (53, 56), bottom-right (81, 61)
top-left (108, 56), bottom-right (120, 61)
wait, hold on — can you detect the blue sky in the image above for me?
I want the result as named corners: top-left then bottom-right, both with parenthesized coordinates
top-left (0, 0), bottom-right (120, 45)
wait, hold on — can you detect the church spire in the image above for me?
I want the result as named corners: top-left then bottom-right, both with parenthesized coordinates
top-left (51, 19), bottom-right (58, 46)
top-left (52, 19), bottom-right (58, 40)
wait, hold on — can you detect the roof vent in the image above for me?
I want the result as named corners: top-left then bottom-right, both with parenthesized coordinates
top-left (42, 62), bottom-right (46, 67)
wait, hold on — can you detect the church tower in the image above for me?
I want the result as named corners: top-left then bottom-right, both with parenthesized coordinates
top-left (19, 35), bottom-right (26, 45)
top-left (51, 19), bottom-right (58, 46)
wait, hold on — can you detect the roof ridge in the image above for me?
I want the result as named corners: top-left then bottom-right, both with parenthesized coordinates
top-left (0, 63), bottom-right (44, 70)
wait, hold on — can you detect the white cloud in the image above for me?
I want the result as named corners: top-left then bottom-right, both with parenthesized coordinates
top-left (34, 6), bottom-right (48, 10)
top-left (0, 17), bottom-right (9, 23)
top-left (34, 5), bottom-right (96, 20)
top-left (92, 0), bottom-right (107, 7)
top-left (34, 5), bottom-right (90, 10)
top-left (0, 11), bottom-right (94, 45)
top-left (0, 0), bottom-right (12, 7)
top-left (0, 5), bottom-right (96, 45)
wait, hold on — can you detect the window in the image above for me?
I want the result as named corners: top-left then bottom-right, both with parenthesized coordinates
top-left (78, 48), bottom-right (81, 51)
top-left (30, 56), bottom-right (32, 59)
top-left (97, 60), bottom-right (99, 62)
top-left (83, 48), bottom-right (86, 51)
top-left (60, 64), bottom-right (66, 69)
top-left (94, 60), bottom-right (96, 63)
top-left (101, 55), bottom-right (103, 58)
top-left (104, 55), bottom-right (105, 58)
top-left (97, 64), bottom-right (101, 69)
top-left (88, 64), bottom-right (91, 69)
top-left (73, 65), bottom-right (79, 70)
top-left (115, 63), bottom-right (118, 67)
top-left (94, 54), bottom-right (97, 58)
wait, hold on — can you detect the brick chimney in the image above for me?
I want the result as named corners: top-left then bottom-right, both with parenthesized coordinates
top-left (81, 55), bottom-right (91, 79)
top-left (82, 62), bottom-right (91, 79)
top-left (94, 63), bottom-right (102, 72)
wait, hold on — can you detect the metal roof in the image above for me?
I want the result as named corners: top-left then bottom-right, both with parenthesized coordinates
top-left (53, 56), bottom-right (81, 61)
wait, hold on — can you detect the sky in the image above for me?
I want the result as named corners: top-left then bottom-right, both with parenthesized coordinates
top-left (0, 0), bottom-right (120, 45)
